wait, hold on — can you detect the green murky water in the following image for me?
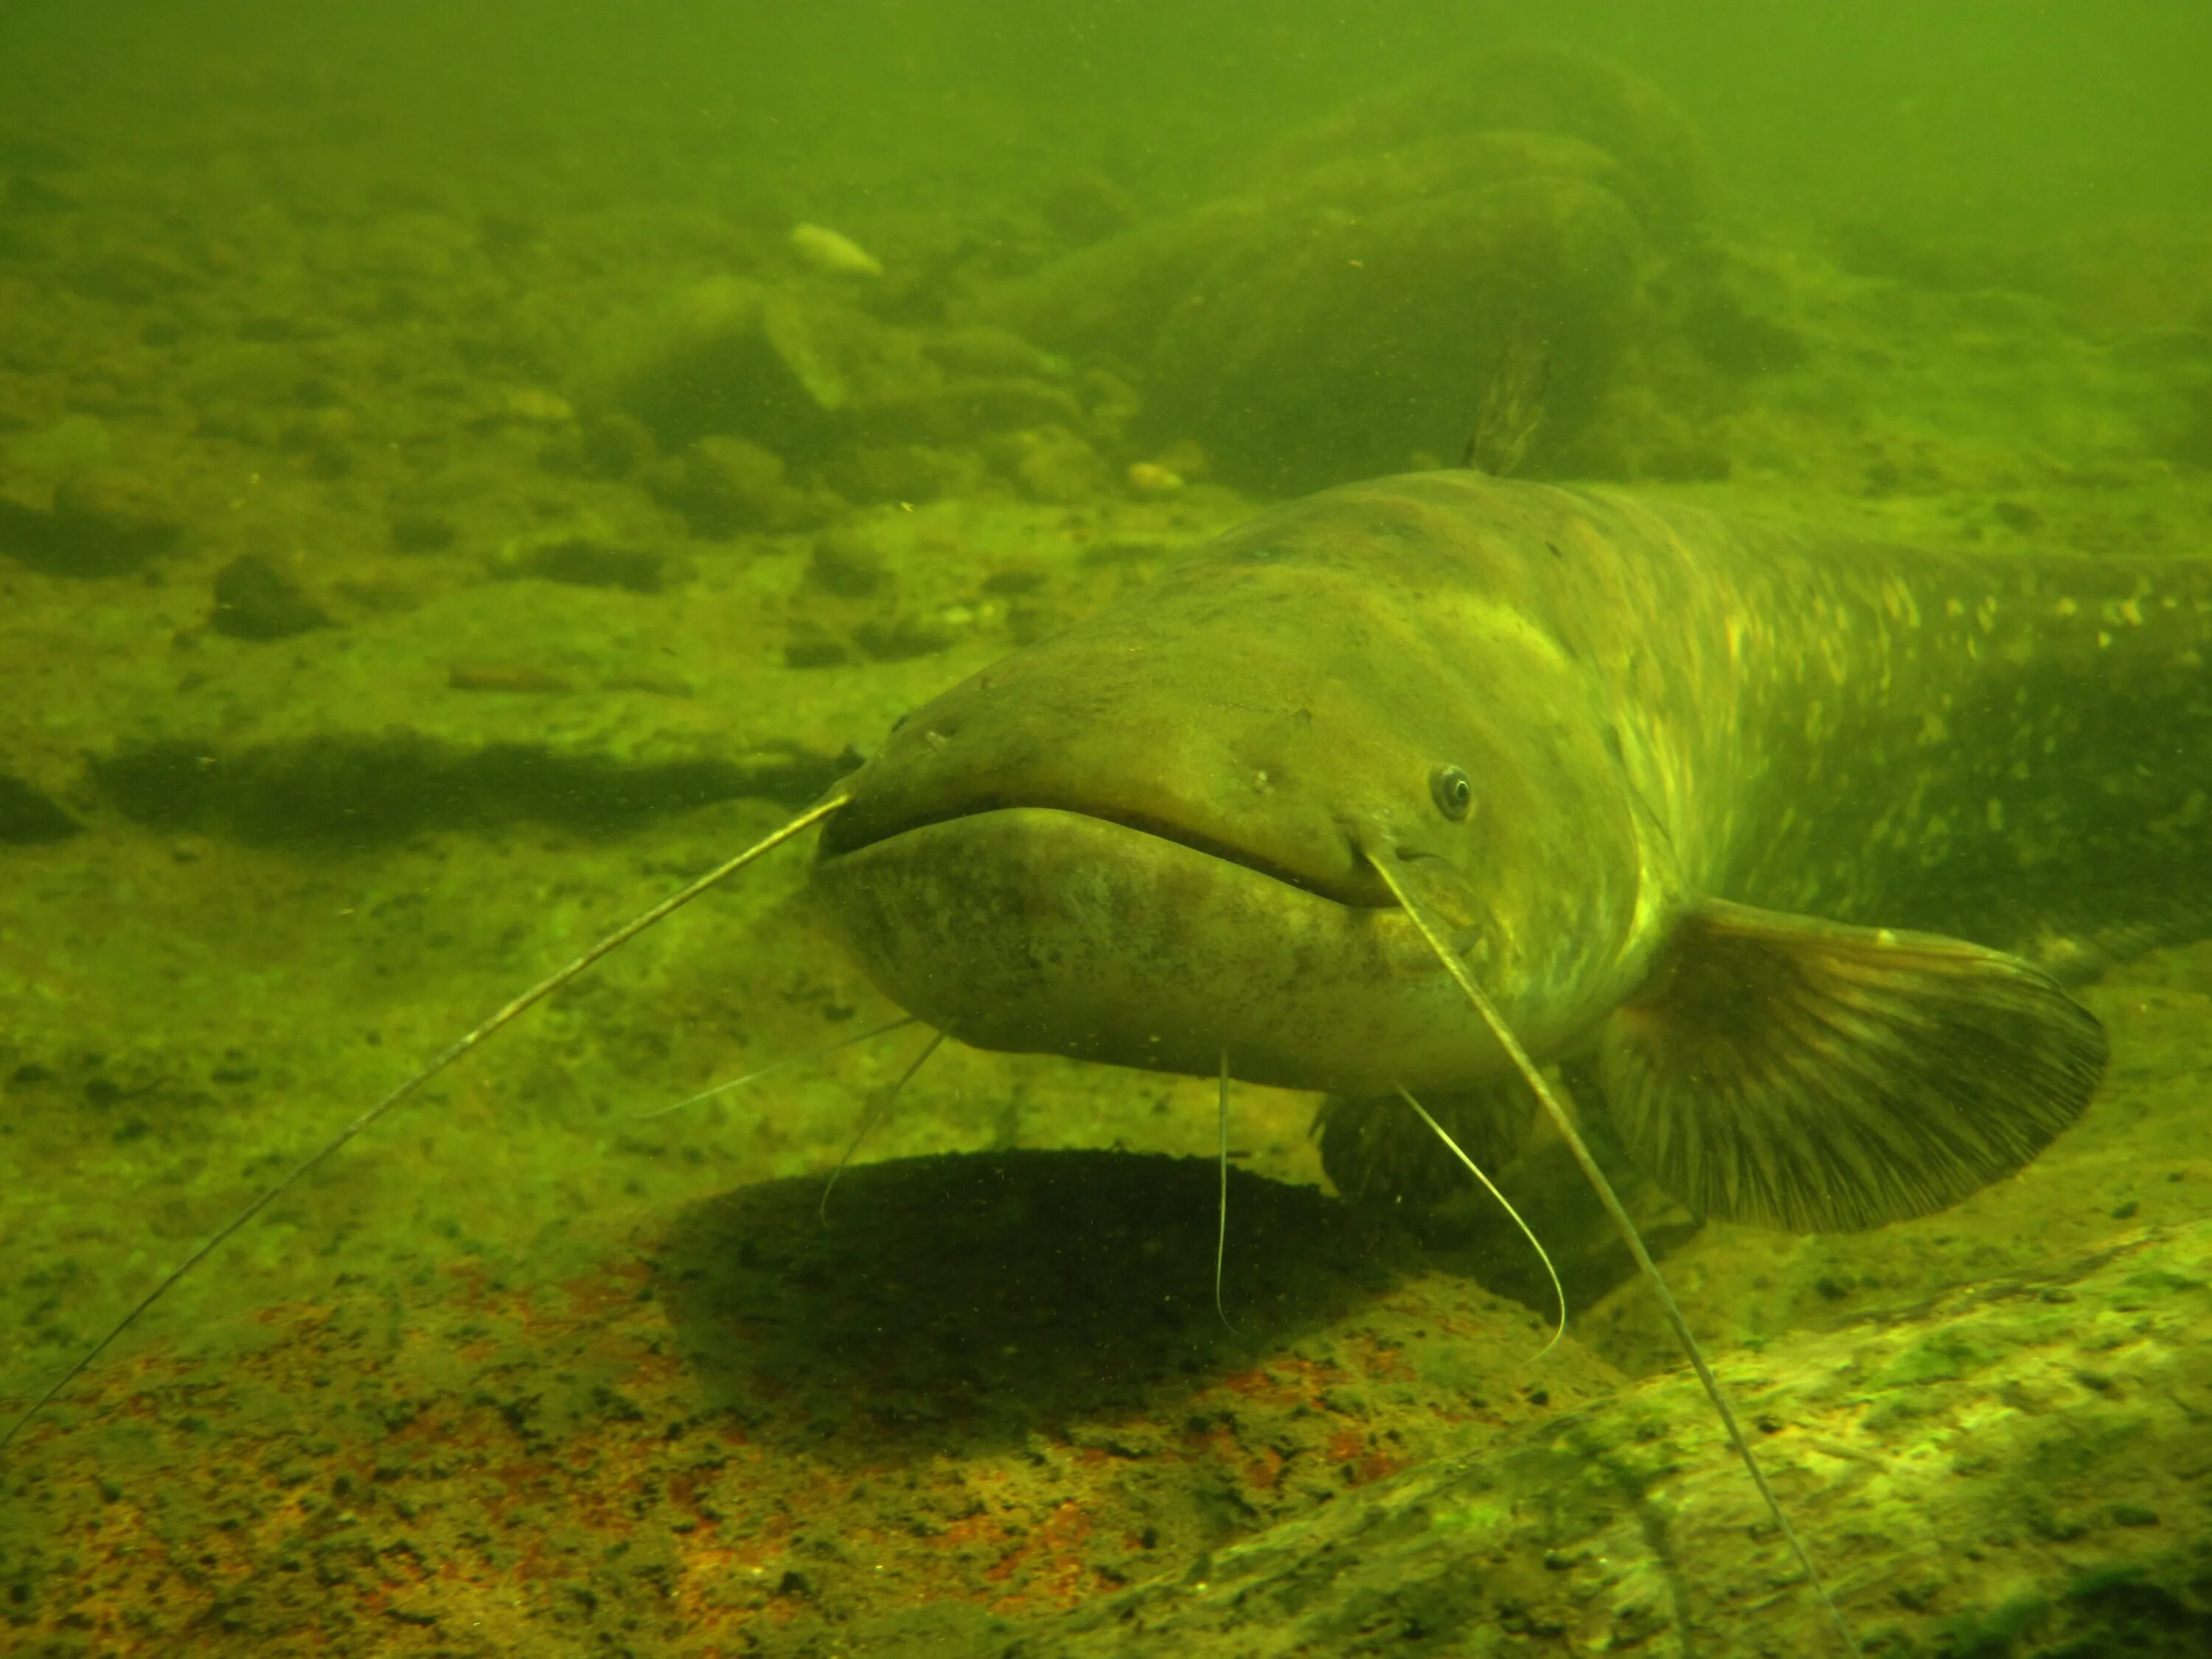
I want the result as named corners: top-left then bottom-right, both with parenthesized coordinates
top-left (4, 4), bottom-right (2212, 1654)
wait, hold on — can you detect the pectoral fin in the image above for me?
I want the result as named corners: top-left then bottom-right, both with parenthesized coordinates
top-left (1597, 898), bottom-right (2106, 1233)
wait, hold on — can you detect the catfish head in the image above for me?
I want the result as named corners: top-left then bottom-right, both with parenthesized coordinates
top-left (810, 481), bottom-right (1677, 1097)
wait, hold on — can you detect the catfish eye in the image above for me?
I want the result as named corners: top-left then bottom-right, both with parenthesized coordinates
top-left (1428, 764), bottom-right (1474, 821)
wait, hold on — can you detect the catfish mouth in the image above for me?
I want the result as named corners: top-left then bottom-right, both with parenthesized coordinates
top-left (808, 796), bottom-right (1495, 1096)
top-left (816, 789), bottom-right (1390, 910)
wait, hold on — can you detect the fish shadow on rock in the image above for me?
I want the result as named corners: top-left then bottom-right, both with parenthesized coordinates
top-left (1402, 1100), bottom-right (1707, 1348)
top-left (651, 1147), bottom-right (1429, 1459)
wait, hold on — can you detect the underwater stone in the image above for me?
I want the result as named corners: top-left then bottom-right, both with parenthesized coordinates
top-left (827, 442), bottom-right (974, 505)
top-left (853, 611), bottom-right (957, 663)
top-left (574, 276), bottom-right (1099, 476)
top-left (0, 469), bottom-right (181, 577)
top-left (894, 1219), bottom-right (2212, 1658)
top-left (574, 277), bottom-right (880, 454)
top-left (1682, 286), bottom-right (1809, 378)
top-left (790, 222), bottom-right (883, 278)
top-left (388, 511), bottom-right (458, 553)
top-left (782, 626), bottom-right (852, 669)
top-left (0, 773), bottom-right (80, 843)
top-left (979, 559), bottom-right (1049, 597)
top-left (1265, 43), bottom-right (1715, 250)
top-left (496, 537), bottom-right (671, 594)
top-left (650, 437), bottom-right (842, 538)
top-left (975, 45), bottom-right (1719, 494)
top-left (564, 411), bottom-right (657, 481)
top-left (920, 325), bottom-right (1065, 382)
top-left (990, 139), bottom-right (1644, 493)
top-left (2167, 385), bottom-right (2212, 472)
top-left (209, 554), bottom-right (332, 641)
top-left (6, 413), bottom-right (111, 476)
top-left (993, 425), bottom-right (1110, 504)
top-left (806, 529), bottom-right (888, 598)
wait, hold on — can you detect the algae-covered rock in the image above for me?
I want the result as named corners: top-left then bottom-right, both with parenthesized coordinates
top-left (647, 434), bottom-right (844, 537)
top-left (1263, 41), bottom-right (1717, 253)
top-left (0, 466), bottom-right (182, 577)
top-left (976, 44), bottom-right (1718, 493)
top-left (573, 274), bottom-right (1107, 501)
top-left (825, 439), bottom-right (982, 504)
top-left (573, 276), bottom-right (851, 454)
top-left (209, 552), bottom-right (331, 640)
top-left (991, 422), bottom-right (1112, 503)
top-left (805, 526), bottom-right (890, 597)
top-left (0, 773), bottom-right (79, 843)
top-left (491, 535), bottom-right (674, 594)
top-left (1156, 138), bottom-right (1643, 492)
top-left (825, 1220), bottom-right (2212, 1658)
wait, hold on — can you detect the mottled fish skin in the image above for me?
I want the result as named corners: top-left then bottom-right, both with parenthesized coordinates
top-left (1520, 479), bottom-right (2212, 963)
top-left (810, 470), bottom-right (2211, 1114)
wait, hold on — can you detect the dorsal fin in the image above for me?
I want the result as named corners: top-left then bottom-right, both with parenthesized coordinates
top-left (1461, 330), bottom-right (1551, 476)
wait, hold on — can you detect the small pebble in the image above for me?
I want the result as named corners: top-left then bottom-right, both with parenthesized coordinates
top-left (982, 560), bottom-right (1048, 596)
top-left (807, 530), bottom-right (888, 597)
top-left (0, 470), bottom-right (181, 577)
top-left (506, 538), bottom-right (667, 594)
top-left (0, 773), bottom-right (80, 843)
top-left (790, 223), bottom-right (883, 277)
top-left (389, 512), bottom-right (457, 553)
top-left (855, 613), bottom-right (955, 662)
top-left (503, 388), bottom-right (574, 425)
top-left (210, 554), bottom-right (330, 640)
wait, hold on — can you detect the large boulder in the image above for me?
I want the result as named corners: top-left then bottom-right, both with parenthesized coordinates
top-left (977, 44), bottom-right (1719, 493)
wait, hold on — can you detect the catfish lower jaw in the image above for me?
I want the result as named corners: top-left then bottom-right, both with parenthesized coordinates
top-left (810, 806), bottom-right (1511, 1096)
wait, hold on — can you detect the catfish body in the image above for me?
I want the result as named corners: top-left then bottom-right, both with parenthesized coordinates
top-left (812, 472), bottom-right (2208, 1231)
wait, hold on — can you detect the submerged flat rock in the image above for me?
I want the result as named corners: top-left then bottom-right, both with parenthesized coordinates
top-left (859, 1219), bottom-right (2212, 1658)
top-left (13, 1155), bottom-right (2208, 1656)
top-left (2, 1151), bottom-right (1623, 1653)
